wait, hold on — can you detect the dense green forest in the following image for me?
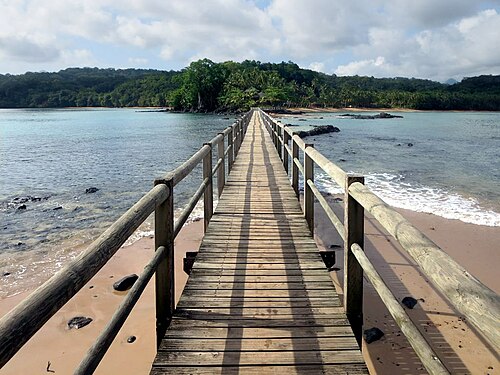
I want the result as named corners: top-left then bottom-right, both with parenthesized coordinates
top-left (1, 60), bottom-right (499, 111)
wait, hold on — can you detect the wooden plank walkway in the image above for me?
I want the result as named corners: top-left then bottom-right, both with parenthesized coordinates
top-left (151, 112), bottom-right (368, 374)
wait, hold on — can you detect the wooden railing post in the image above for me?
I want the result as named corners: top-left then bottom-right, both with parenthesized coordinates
top-left (154, 179), bottom-right (174, 348)
top-left (235, 123), bottom-right (240, 157)
top-left (304, 144), bottom-right (314, 234)
top-left (283, 130), bottom-right (290, 174)
top-left (291, 137), bottom-right (299, 197)
top-left (277, 126), bottom-right (283, 160)
top-left (203, 143), bottom-right (213, 232)
top-left (228, 127), bottom-right (234, 173)
top-left (344, 174), bottom-right (365, 347)
top-left (269, 121), bottom-right (276, 147)
top-left (217, 134), bottom-right (225, 197)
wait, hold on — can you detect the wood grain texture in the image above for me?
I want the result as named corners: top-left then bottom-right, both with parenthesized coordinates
top-left (151, 110), bottom-right (367, 374)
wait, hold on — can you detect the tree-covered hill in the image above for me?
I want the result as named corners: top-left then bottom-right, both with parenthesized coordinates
top-left (0, 60), bottom-right (499, 110)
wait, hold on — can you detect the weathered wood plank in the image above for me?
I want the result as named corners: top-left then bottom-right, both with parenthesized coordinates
top-left (175, 306), bottom-right (346, 317)
top-left (163, 326), bottom-right (356, 339)
top-left (153, 350), bottom-right (365, 366)
top-left (183, 282), bottom-right (335, 291)
top-left (151, 364), bottom-right (368, 375)
top-left (168, 318), bottom-right (351, 329)
top-left (174, 309), bottom-right (347, 320)
top-left (151, 110), bottom-right (366, 374)
top-left (159, 337), bottom-right (359, 352)
top-left (176, 299), bottom-right (341, 308)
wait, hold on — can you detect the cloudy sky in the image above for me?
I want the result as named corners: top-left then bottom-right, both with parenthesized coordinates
top-left (1, 0), bottom-right (499, 81)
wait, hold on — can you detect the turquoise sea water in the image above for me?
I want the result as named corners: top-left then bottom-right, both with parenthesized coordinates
top-left (0, 109), bottom-right (234, 295)
top-left (0, 108), bottom-right (499, 295)
top-left (284, 111), bottom-right (500, 226)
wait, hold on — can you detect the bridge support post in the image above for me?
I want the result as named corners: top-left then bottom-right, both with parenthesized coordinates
top-left (154, 178), bottom-right (174, 348)
top-left (344, 174), bottom-right (365, 347)
top-left (217, 134), bottom-right (225, 197)
top-left (203, 143), bottom-right (213, 232)
top-left (283, 130), bottom-right (290, 174)
top-left (277, 126), bottom-right (283, 160)
top-left (291, 137), bottom-right (299, 197)
top-left (234, 121), bottom-right (241, 157)
top-left (304, 144), bottom-right (314, 234)
top-left (228, 128), bottom-right (233, 173)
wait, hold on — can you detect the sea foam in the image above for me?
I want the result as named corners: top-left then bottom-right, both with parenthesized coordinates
top-left (315, 172), bottom-right (500, 227)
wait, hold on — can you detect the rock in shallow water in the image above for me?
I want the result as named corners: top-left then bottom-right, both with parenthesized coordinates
top-left (85, 187), bottom-right (99, 194)
top-left (294, 125), bottom-right (340, 138)
top-left (113, 274), bottom-right (139, 291)
top-left (364, 327), bottom-right (384, 343)
top-left (68, 316), bottom-right (93, 329)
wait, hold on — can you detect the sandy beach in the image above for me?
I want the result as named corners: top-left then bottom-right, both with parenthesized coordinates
top-left (1, 201), bottom-right (498, 374)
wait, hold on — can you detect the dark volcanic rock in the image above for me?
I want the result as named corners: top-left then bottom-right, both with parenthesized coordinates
top-left (364, 327), bottom-right (384, 343)
top-left (113, 274), bottom-right (139, 291)
top-left (340, 112), bottom-right (403, 120)
top-left (407, 143), bottom-right (414, 147)
top-left (17, 204), bottom-right (27, 210)
top-left (13, 195), bottom-right (47, 204)
top-left (85, 187), bottom-right (99, 194)
top-left (294, 125), bottom-right (340, 138)
top-left (127, 335), bottom-right (137, 343)
top-left (68, 316), bottom-right (93, 329)
top-left (266, 109), bottom-right (305, 115)
top-left (402, 296), bottom-right (418, 309)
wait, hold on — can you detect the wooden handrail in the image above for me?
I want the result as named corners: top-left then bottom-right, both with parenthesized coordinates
top-left (307, 179), bottom-right (344, 240)
top-left (155, 145), bottom-right (210, 186)
top-left (0, 183), bottom-right (170, 368)
top-left (74, 245), bottom-right (169, 375)
top-left (0, 110), bottom-right (255, 371)
top-left (348, 181), bottom-right (500, 351)
top-left (259, 108), bottom-right (500, 361)
top-left (351, 243), bottom-right (450, 375)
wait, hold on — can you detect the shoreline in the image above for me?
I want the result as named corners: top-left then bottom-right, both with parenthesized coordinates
top-left (314, 196), bottom-right (499, 374)
top-left (1, 205), bottom-right (498, 374)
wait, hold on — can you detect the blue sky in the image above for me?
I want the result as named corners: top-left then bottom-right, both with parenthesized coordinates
top-left (0, 0), bottom-right (499, 81)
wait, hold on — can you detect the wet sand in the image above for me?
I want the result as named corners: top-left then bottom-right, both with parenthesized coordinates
top-left (315, 196), bottom-right (499, 374)
top-left (1, 204), bottom-right (499, 374)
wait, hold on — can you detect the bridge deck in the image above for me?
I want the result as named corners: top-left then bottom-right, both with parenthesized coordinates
top-left (151, 112), bottom-right (368, 374)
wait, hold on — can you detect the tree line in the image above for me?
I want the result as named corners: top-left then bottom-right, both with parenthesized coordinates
top-left (1, 60), bottom-right (499, 111)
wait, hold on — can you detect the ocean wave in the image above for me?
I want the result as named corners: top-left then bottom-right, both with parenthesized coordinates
top-left (315, 172), bottom-right (500, 227)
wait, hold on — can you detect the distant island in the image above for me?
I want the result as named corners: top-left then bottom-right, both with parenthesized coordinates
top-left (1, 59), bottom-right (499, 111)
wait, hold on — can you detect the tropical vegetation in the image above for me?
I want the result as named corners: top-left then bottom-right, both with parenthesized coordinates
top-left (1, 60), bottom-right (499, 111)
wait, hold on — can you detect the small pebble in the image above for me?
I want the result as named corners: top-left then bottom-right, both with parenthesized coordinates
top-left (402, 296), bottom-right (418, 309)
top-left (68, 316), bottom-right (93, 329)
top-left (127, 336), bottom-right (137, 343)
top-left (113, 274), bottom-right (139, 291)
top-left (364, 327), bottom-right (384, 343)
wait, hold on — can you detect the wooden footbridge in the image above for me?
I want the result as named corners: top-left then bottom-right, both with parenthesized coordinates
top-left (0, 109), bottom-right (498, 374)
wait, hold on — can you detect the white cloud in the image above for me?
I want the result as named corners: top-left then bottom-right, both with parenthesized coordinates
top-left (128, 57), bottom-right (149, 66)
top-left (267, 0), bottom-right (380, 57)
top-left (336, 8), bottom-right (500, 80)
top-left (308, 62), bottom-right (325, 72)
top-left (0, 0), bottom-right (498, 80)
